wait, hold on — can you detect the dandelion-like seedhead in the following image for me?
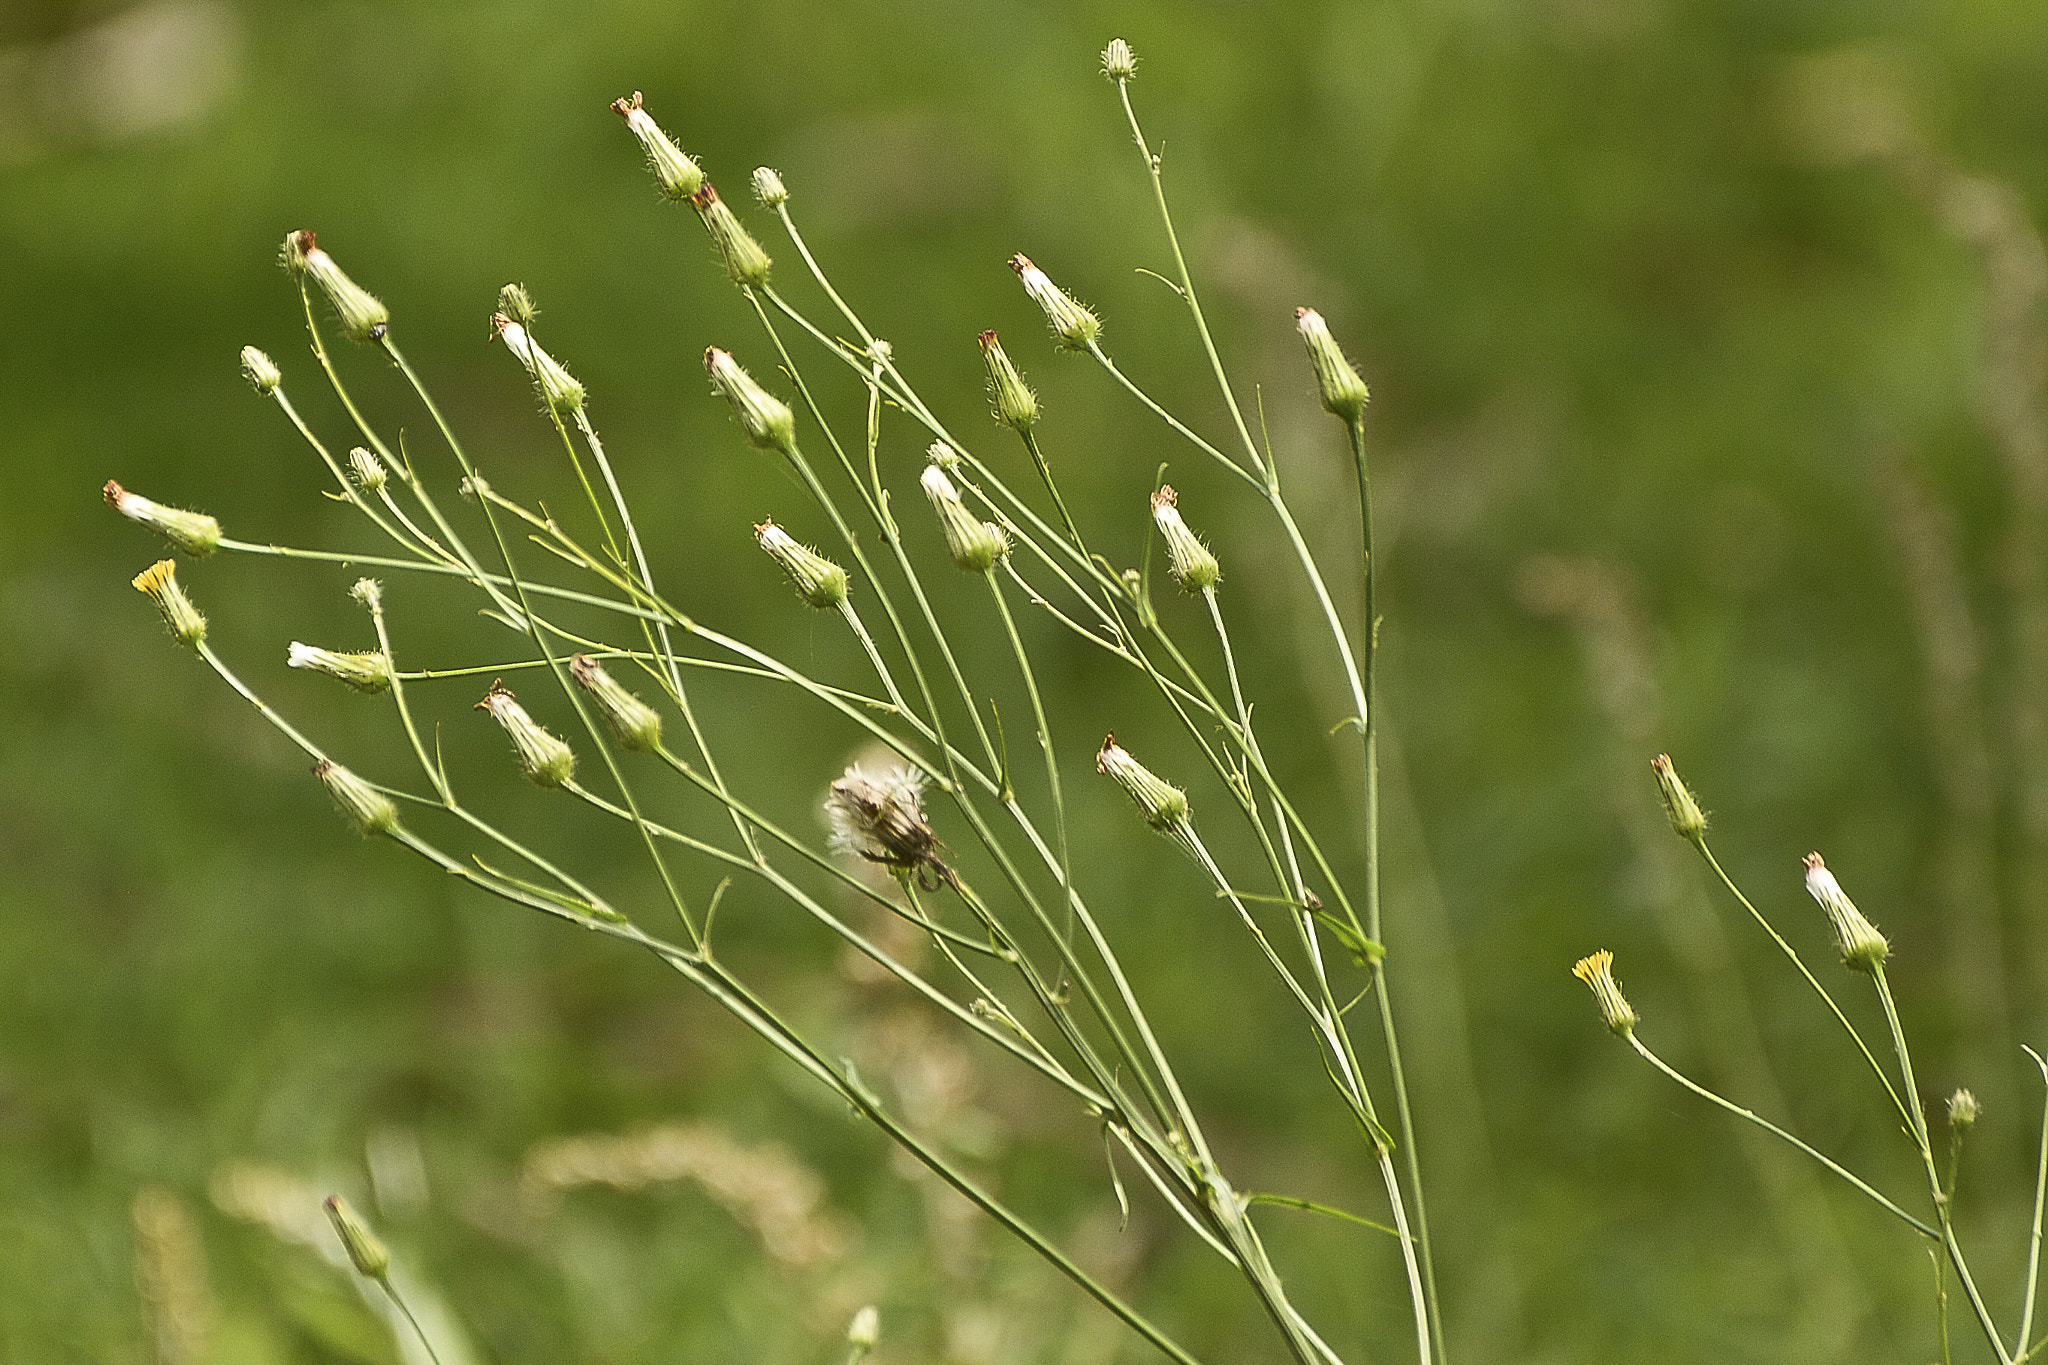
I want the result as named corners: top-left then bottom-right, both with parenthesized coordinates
top-left (825, 764), bottom-right (951, 887)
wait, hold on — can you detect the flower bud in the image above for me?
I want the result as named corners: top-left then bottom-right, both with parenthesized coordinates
top-left (314, 760), bottom-right (399, 837)
top-left (925, 439), bottom-right (962, 472)
top-left (1102, 38), bottom-right (1137, 81)
top-left (288, 642), bottom-right (393, 694)
top-left (609, 91), bottom-right (704, 201)
top-left (1948, 1088), bottom-right (1980, 1131)
top-left (705, 348), bottom-right (796, 452)
top-left (348, 446), bottom-right (387, 492)
top-left (569, 653), bottom-right (663, 752)
top-left (1650, 753), bottom-right (1707, 841)
top-left (756, 519), bottom-right (848, 608)
top-left (978, 329), bottom-right (1038, 430)
top-left (104, 481), bottom-right (221, 557)
top-left (920, 465), bottom-right (1006, 573)
top-left (322, 1195), bottom-right (390, 1280)
top-left (1572, 950), bottom-right (1637, 1037)
top-left (689, 182), bottom-right (773, 287)
top-left (1009, 253), bottom-right (1101, 349)
top-left (1151, 485), bottom-right (1219, 591)
top-left (131, 560), bottom-right (206, 648)
top-left (1096, 733), bottom-right (1192, 835)
top-left (476, 680), bottom-right (576, 787)
top-left (1803, 853), bottom-right (1889, 971)
top-left (846, 1305), bottom-right (881, 1357)
top-left (1294, 307), bottom-right (1369, 423)
top-left (240, 345), bottom-right (281, 394)
top-left (752, 166), bottom-right (789, 207)
top-left (496, 281), bottom-right (538, 327)
top-left (349, 577), bottom-right (382, 610)
top-left (282, 230), bottom-right (389, 343)
top-left (492, 313), bottom-right (586, 416)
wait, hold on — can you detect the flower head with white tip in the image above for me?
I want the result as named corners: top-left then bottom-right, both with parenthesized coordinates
top-left (1803, 852), bottom-right (1889, 971)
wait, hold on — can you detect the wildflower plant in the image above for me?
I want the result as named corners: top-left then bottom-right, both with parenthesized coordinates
top-left (110, 40), bottom-right (1439, 1365)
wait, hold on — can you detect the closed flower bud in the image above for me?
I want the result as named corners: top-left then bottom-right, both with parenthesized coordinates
top-left (925, 439), bottom-right (962, 472)
top-left (1102, 38), bottom-right (1137, 81)
top-left (752, 166), bottom-right (789, 207)
top-left (492, 313), bottom-right (586, 416)
top-left (288, 641), bottom-right (393, 694)
top-left (282, 230), bottom-right (389, 343)
top-left (322, 1195), bottom-right (390, 1280)
top-left (240, 345), bottom-right (281, 394)
top-left (1096, 733), bottom-right (1192, 836)
top-left (847, 1305), bottom-right (881, 1356)
top-left (476, 680), bottom-right (576, 787)
top-left (609, 91), bottom-right (704, 201)
top-left (1572, 950), bottom-right (1637, 1037)
top-left (688, 182), bottom-right (773, 287)
top-left (921, 465), bottom-right (1006, 573)
top-left (104, 481), bottom-right (220, 557)
top-left (978, 329), bottom-right (1038, 430)
top-left (314, 760), bottom-right (399, 837)
top-left (1009, 254), bottom-right (1101, 349)
top-left (756, 519), bottom-right (848, 608)
top-left (1294, 308), bottom-right (1369, 423)
top-left (1650, 753), bottom-right (1707, 840)
top-left (348, 446), bottom-right (387, 492)
top-left (705, 348), bottom-right (796, 452)
top-left (1803, 853), bottom-right (1889, 971)
top-left (1151, 485), bottom-right (1220, 591)
top-left (1948, 1088), bottom-right (1980, 1131)
top-left (131, 560), bottom-right (206, 648)
top-left (496, 281), bottom-right (538, 326)
top-left (569, 653), bottom-right (663, 752)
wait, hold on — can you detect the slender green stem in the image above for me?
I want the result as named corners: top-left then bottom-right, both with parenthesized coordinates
top-left (378, 1280), bottom-right (446, 1365)
top-left (2019, 1047), bottom-right (2048, 1357)
top-left (1243, 1193), bottom-right (1399, 1239)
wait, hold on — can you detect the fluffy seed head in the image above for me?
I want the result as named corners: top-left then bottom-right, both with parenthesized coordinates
top-left (131, 560), bottom-right (206, 647)
top-left (282, 230), bottom-right (389, 343)
top-left (847, 1306), bottom-right (881, 1355)
top-left (1803, 853), bottom-right (1889, 971)
top-left (610, 91), bottom-right (704, 200)
top-left (826, 764), bottom-right (946, 881)
top-left (689, 182), bottom-right (773, 287)
top-left (978, 329), bottom-right (1038, 430)
top-left (1009, 253), bottom-right (1101, 349)
top-left (1151, 485), bottom-right (1220, 591)
top-left (314, 760), bottom-right (398, 837)
top-left (1572, 950), bottom-right (1637, 1037)
top-left (920, 465), bottom-right (1007, 573)
top-left (476, 680), bottom-right (577, 788)
top-left (756, 519), bottom-right (848, 608)
top-left (1295, 307), bottom-right (1369, 423)
top-left (104, 480), bottom-right (220, 557)
top-left (706, 348), bottom-right (797, 452)
top-left (569, 654), bottom-right (663, 753)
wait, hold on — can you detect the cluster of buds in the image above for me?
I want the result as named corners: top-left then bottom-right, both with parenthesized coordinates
top-left (1096, 734), bottom-right (1192, 839)
top-left (1572, 950), bottom-right (1637, 1037)
top-left (476, 680), bottom-right (576, 788)
top-left (1802, 852), bottom-right (1889, 971)
top-left (609, 91), bottom-right (703, 200)
top-left (281, 230), bottom-right (388, 343)
top-left (1295, 308), bottom-right (1369, 423)
top-left (920, 465), bottom-right (1006, 573)
top-left (288, 642), bottom-right (392, 694)
top-left (314, 760), bottom-right (398, 837)
top-left (1151, 486), bottom-right (1219, 591)
top-left (755, 519), bottom-right (848, 608)
top-left (491, 307), bottom-right (586, 417)
top-left (978, 330), bottom-right (1038, 430)
top-left (705, 348), bottom-right (796, 452)
top-left (131, 560), bottom-right (206, 648)
top-left (569, 654), bottom-right (663, 753)
top-left (104, 481), bottom-right (220, 557)
top-left (1009, 254), bottom-right (1100, 349)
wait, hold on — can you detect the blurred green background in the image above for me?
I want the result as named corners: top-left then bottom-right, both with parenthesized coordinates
top-left (6, 0), bottom-right (2048, 1361)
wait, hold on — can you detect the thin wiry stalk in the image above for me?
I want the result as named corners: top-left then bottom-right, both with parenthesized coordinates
top-left (2019, 1046), bottom-right (2048, 1357)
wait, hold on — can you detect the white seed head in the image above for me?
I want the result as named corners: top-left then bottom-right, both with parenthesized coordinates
top-left (752, 166), bottom-right (789, 207)
top-left (826, 764), bottom-right (946, 882)
top-left (847, 1305), bottom-right (881, 1354)
top-left (755, 519), bottom-right (848, 608)
top-left (240, 345), bottom-right (281, 394)
top-left (1102, 38), bottom-right (1137, 81)
top-left (492, 313), bottom-right (586, 416)
top-left (1948, 1088), bottom-right (1980, 1130)
top-left (1096, 733), bottom-right (1192, 836)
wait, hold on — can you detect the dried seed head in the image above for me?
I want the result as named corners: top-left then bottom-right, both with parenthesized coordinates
top-left (240, 345), bottom-right (281, 394)
top-left (349, 577), bottom-right (382, 610)
top-left (104, 480), bottom-right (221, 557)
top-left (688, 182), bottom-right (773, 287)
top-left (1948, 1088), bottom-right (1980, 1131)
top-left (752, 166), bottom-right (789, 207)
top-left (978, 329), bottom-right (1039, 430)
top-left (1572, 950), bottom-right (1637, 1037)
top-left (610, 91), bottom-right (704, 201)
top-left (131, 560), bottom-right (206, 648)
top-left (496, 281), bottom-right (538, 326)
top-left (1151, 485), bottom-right (1220, 591)
top-left (1295, 307), bottom-right (1369, 423)
top-left (314, 760), bottom-right (398, 837)
top-left (1650, 753), bottom-right (1707, 840)
top-left (1803, 853), bottom-right (1889, 971)
top-left (756, 519), bottom-right (848, 608)
top-left (569, 654), bottom-right (663, 752)
top-left (1096, 733), bottom-right (1192, 835)
top-left (476, 680), bottom-right (577, 788)
top-left (920, 465), bottom-right (1007, 573)
top-left (705, 348), bottom-right (796, 452)
top-left (348, 447), bottom-right (387, 492)
top-left (491, 312), bottom-right (586, 416)
top-left (1102, 38), bottom-right (1137, 81)
top-left (288, 642), bottom-right (392, 694)
top-left (282, 230), bottom-right (389, 343)
top-left (1009, 253), bottom-right (1101, 349)
top-left (322, 1195), bottom-right (390, 1280)
top-left (826, 764), bottom-right (946, 881)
